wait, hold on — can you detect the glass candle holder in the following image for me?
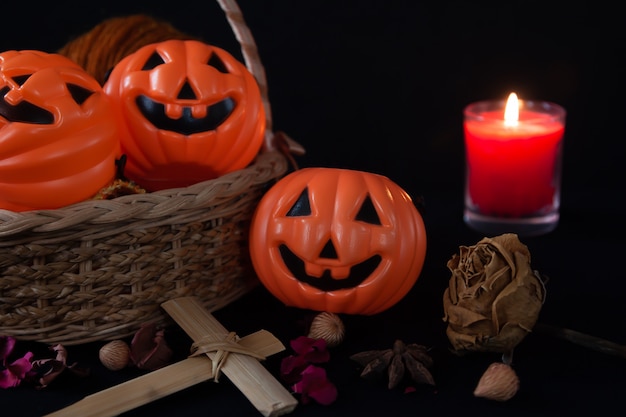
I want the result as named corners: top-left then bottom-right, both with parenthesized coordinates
top-left (463, 94), bottom-right (566, 237)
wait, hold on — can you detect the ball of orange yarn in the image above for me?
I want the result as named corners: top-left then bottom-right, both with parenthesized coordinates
top-left (58, 14), bottom-right (195, 85)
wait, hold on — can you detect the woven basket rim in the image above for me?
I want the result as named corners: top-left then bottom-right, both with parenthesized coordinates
top-left (1, 1), bottom-right (292, 346)
top-left (0, 150), bottom-right (286, 240)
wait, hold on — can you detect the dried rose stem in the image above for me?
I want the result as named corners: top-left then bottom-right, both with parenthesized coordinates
top-left (534, 322), bottom-right (626, 359)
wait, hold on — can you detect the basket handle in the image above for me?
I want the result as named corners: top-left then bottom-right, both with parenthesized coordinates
top-left (216, 0), bottom-right (275, 151)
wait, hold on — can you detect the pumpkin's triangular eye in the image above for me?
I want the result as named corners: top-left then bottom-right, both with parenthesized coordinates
top-left (141, 52), bottom-right (166, 70)
top-left (0, 86), bottom-right (54, 124)
top-left (67, 83), bottom-right (94, 105)
top-left (207, 53), bottom-right (228, 73)
top-left (286, 188), bottom-right (311, 216)
top-left (11, 74), bottom-right (31, 86)
top-left (355, 194), bottom-right (381, 225)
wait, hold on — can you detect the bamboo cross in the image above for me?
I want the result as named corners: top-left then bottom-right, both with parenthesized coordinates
top-left (45, 297), bottom-right (298, 417)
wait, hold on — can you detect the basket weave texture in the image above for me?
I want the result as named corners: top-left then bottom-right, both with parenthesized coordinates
top-left (0, 0), bottom-right (289, 345)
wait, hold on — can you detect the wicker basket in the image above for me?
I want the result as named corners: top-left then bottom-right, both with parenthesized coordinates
top-left (0, 0), bottom-right (291, 345)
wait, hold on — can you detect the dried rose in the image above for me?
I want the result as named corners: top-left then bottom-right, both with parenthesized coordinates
top-left (442, 233), bottom-right (546, 354)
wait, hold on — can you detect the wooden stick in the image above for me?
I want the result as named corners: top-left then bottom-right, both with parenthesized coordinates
top-left (44, 357), bottom-right (213, 417)
top-left (162, 297), bottom-right (298, 417)
top-left (45, 298), bottom-right (296, 417)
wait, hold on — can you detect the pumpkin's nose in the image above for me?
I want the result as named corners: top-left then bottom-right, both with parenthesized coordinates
top-left (319, 239), bottom-right (338, 259)
top-left (177, 80), bottom-right (196, 99)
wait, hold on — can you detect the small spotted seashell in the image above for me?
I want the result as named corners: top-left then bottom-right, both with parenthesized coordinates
top-left (474, 362), bottom-right (520, 401)
top-left (308, 312), bottom-right (345, 347)
top-left (99, 340), bottom-right (131, 371)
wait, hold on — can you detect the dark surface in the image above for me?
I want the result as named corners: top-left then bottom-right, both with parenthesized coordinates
top-left (1, 1), bottom-right (625, 416)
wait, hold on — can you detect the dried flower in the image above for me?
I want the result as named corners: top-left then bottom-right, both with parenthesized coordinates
top-left (0, 336), bottom-right (16, 362)
top-left (1, 335), bottom-right (33, 389)
top-left (1, 337), bottom-right (88, 389)
top-left (29, 344), bottom-right (90, 389)
top-left (99, 340), bottom-right (131, 371)
top-left (292, 365), bottom-right (338, 405)
top-left (442, 233), bottom-right (546, 354)
top-left (280, 336), bottom-right (336, 405)
top-left (473, 362), bottom-right (520, 401)
top-left (280, 336), bottom-right (330, 384)
top-left (290, 336), bottom-right (330, 363)
top-left (130, 323), bottom-right (174, 371)
top-left (308, 312), bottom-right (345, 347)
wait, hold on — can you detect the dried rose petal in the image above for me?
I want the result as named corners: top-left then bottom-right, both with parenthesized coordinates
top-left (292, 365), bottom-right (337, 405)
top-left (28, 344), bottom-right (90, 389)
top-left (0, 336), bottom-right (17, 363)
top-left (130, 323), bottom-right (174, 370)
top-left (280, 354), bottom-right (308, 384)
top-left (290, 336), bottom-right (330, 364)
top-left (0, 352), bottom-right (33, 389)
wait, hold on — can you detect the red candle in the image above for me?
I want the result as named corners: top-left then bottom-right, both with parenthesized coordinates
top-left (464, 93), bottom-right (565, 219)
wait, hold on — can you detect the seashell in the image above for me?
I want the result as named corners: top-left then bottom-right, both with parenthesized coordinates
top-left (99, 340), bottom-right (131, 371)
top-left (474, 362), bottom-right (520, 401)
top-left (308, 312), bottom-right (345, 347)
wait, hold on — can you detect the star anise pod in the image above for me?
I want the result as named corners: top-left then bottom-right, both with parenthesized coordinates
top-left (350, 339), bottom-right (435, 389)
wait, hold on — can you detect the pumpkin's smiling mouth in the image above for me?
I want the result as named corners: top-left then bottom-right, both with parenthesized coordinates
top-left (136, 95), bottom-right (235, 135)
top-left (279, 244), bottom-right (382, 292)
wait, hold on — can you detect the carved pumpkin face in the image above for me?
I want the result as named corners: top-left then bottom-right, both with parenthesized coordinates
top-left (103, 39), bottom-right (266, 191)
top-left (0, 50), bottom-right (122, 211)
top-left (249, 168), bottom-right (427, 315)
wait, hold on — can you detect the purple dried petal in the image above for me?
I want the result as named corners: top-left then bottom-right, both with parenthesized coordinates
top-left (280, 354), bottom-right (308, 384)
top-left (292, 365), bottom-right (337, 405)
top-left (0, 352), bottom-right (33, 389)
top-left (0, 336), bottom-right (16, 363)
top-left (290, 336), bottom-right (330, 363)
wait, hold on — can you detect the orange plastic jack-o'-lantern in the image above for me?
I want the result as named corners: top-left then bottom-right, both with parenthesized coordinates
top-left (103, 39), bottom-right (266, 191)
top-left (249, 167), bottom-right (427, 315)
top-left (0, 50), bottom-right (122, 212)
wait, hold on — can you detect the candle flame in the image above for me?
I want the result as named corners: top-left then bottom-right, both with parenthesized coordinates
top-left (504, 92), bottom-right (519, 127)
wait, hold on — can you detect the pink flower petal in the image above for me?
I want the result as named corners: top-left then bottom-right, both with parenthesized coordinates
top-left (290, 336), bottom-right (330, 363)
top-left (292, 365), bottom-right (338, 405)
top-left (0, 352), bottom-right (33, 389)
top-left (280, 354), bottom-right (308, 384)
top-left (1, 370), bottom-right (20, 389)
top-left (0, 336), bottom-right (16, 362)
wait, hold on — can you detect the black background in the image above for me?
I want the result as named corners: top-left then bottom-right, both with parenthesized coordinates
top-left (1, 0), bottom-right (623, 196)
top-left (1, 1), bottom-right (625, 416)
